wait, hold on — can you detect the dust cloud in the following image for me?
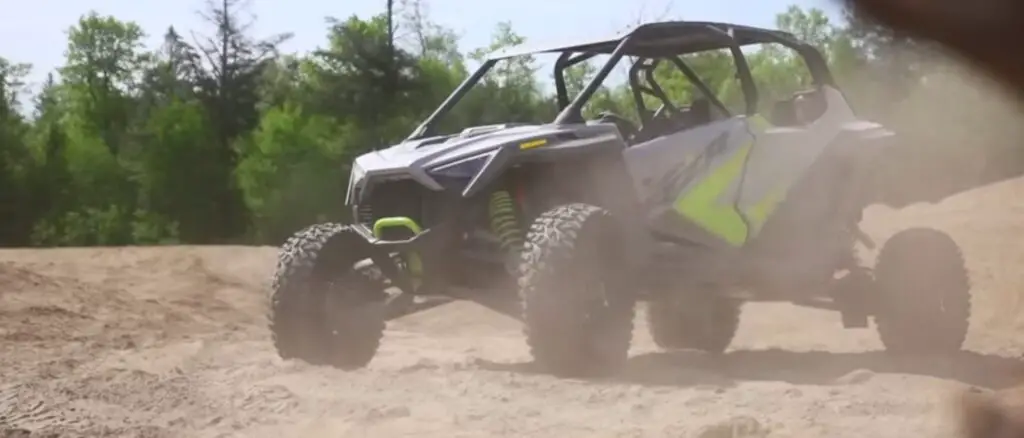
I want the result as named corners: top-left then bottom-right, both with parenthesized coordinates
top-left (3, 54), bottom-right (1024, 438)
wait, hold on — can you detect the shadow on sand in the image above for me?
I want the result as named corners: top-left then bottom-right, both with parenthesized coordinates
top-left (475, 349), bottom-right (1024, 390)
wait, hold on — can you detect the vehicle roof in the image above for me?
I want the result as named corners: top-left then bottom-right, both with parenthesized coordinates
top-left (486, 21), bottom-right (800, 60)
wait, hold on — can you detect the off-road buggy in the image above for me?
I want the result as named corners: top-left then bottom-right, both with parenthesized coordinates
top-left (269, 21), bottom-right (972, 376)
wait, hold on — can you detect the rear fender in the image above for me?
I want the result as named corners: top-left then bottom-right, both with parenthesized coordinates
top-left (820, 121), bottom-right (895, 220)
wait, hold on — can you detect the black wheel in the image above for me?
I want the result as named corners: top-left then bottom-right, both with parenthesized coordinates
top-left (517, 203), bottom-right (636, 377)
top-left (646, 292), bottom-right (740, 353)
top-left (873, 227), bottom-right (970, 353)
top-left (269, 223), bottom-right (387, 370)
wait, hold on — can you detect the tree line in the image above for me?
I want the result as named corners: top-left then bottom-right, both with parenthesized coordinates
top-left (1, 0), bottom-right (1021, 248)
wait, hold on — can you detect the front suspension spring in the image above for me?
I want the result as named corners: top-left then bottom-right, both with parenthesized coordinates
top-left (488, 190), bottom-right (524, 253)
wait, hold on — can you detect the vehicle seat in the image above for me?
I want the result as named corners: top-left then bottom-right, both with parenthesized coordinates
top-left (632, 114), bottom-right (668, 143)
top-left (663, 98), bottom-right (712, 133)
top-left (770, 99), bottom-right (799, 126)
top-left (793, 90), bottom-right (827, 124)
top-left (594, 111), bottom-right (639, 142)
top-left (634, 98), bottom-right (714, 142)
top-left (689, 98), bottom-right (712, 125)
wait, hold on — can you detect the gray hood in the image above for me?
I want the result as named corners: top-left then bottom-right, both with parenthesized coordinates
top-left (352, 123), bottom-right (565, 174)
top-left (346, 121), bottom-right (624, 206)
top-left (350, 123), bottom-right (576, 193)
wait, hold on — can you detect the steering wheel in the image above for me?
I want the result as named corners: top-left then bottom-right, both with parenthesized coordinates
top-left (596, 111), bottom-right (639, 140)
top-left (651, 102), bottom-right (684, 119)
top-left (651, 104), bottom-right (671, 121)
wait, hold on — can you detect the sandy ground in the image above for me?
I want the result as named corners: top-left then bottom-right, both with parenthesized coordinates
top-left (4, 179), bottom-right (1024, 437)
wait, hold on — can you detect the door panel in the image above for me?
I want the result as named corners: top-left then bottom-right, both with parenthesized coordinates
top-left (623, 87), bottom-right (859, 248)
top-left (623, 118), bottom-right (756, 247)
top-left (623, 118), bottom-right (745, 207)
top-left (733, 87), bottom-right (856, 239)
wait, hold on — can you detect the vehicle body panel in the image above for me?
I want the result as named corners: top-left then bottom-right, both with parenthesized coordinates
top-left (621, 85), bottom-right (863, 248)
top-left (338, 17), bottom-right (908, 305)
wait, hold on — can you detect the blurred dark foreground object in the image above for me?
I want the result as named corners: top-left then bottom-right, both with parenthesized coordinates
top-left (958, 387), bottom-right (1024, 438)
top-left (843, 0), bottom-right (1024, 97)
top-left (836, 3), bottom-right (1024, 437)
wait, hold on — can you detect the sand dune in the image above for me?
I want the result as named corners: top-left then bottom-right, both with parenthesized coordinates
top-left (3, 178), bottom-right (1024, 437)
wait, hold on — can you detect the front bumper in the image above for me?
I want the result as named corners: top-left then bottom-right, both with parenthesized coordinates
top-left (349, 218), bottom-right (452, 253)
top-left (348, 203), bottom-right (465, 296)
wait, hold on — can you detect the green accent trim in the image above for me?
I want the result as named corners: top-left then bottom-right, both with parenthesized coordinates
top-left (372, 216), bottom-right (423, 237)
top-left (670, 114), bottom-right (780, 247)
top-left (743, 113), bottom-right (787, 236)
top-left (745, 187), bottom-right (786, 236)
top-left (372, 216), bottom-right (424, 287)
top-left (672, 144), bottom-right (753, 247)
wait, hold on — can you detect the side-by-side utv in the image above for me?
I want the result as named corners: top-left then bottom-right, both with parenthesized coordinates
top-left (268, 20), bottom-right (971, 377)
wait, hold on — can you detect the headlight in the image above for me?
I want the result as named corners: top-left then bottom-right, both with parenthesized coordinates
top-left (428, 153), bottom-right (494, 179)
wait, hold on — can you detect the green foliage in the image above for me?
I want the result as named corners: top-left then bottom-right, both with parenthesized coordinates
top-left (0, 2), bottom-right (1019, 247)
top-left (235, 102), bottom-right (350, 243)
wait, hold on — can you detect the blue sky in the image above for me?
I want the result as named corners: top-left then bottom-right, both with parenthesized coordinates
top-left (1, 0), bottom-right (842, 92)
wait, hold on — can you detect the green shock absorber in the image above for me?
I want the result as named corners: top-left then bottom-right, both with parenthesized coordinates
top-left (488, 190), bottom-right (524, 258)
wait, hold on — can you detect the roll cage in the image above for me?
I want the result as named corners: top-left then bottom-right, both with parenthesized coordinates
top-left (405, 21), bottom-right (837, 141)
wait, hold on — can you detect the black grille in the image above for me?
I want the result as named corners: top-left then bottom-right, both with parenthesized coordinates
top-left (356, 179), bottom-right (430, 239)
top-left (356, 202), bottom-right (374, 224)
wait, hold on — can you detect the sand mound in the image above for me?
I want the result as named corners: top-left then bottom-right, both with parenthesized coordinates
top-left (2, 178), bottom-right (1024, 437)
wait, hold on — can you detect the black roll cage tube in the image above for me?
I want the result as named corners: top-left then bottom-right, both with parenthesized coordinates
top-left (553, 25), bottom-right (760, 125)
top-left (553, 51), bottom-right (601, 109)
top-left (628, 59), bottom-right (673, 124)
top-left (405, 23), bottom-right (838, 141)
top-left (628, 55), bottom-right (736, 128)
top-left (666, 57), bottom-right (731, 116)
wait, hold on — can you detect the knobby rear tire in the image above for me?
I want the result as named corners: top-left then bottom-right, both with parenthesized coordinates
top-left (873, 227), bottom-right (970, 354)
top-left (647, 292), bottom-right (740, 353)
